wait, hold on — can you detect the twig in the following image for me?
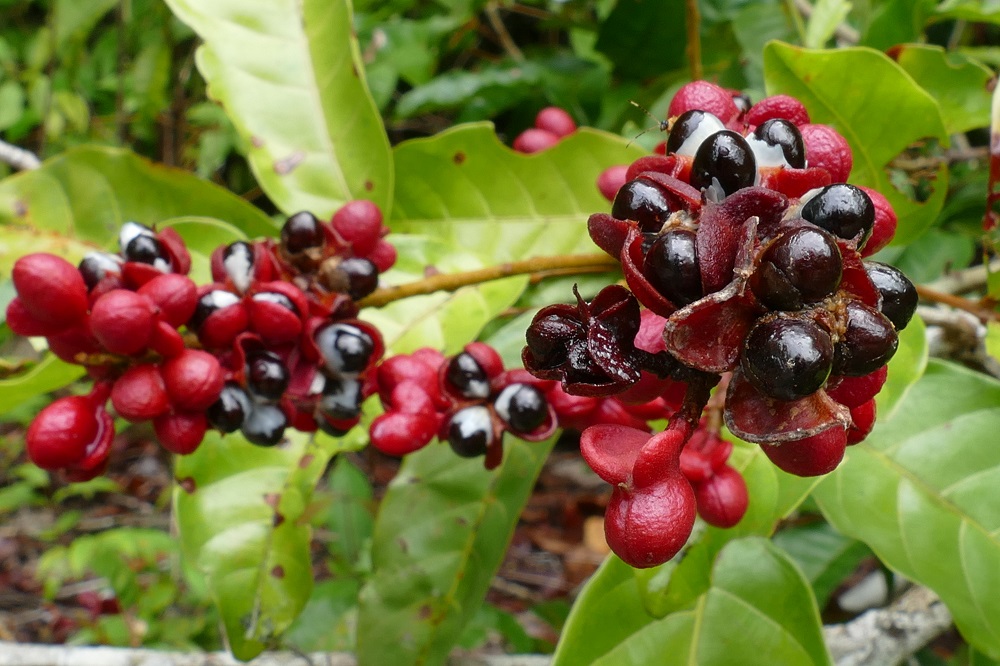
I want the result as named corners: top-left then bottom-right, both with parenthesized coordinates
top-left (923, 258), bottom-right (1000, 295)
top-left (0, 139), bottom-right (41, 170)
top-left (823, 586), bottom-right (952, 666)
top-left (357, 253), bottom-right (620, 309)
top-left (485, 2), bottom-right (524, 62)
top-left (915, 284), bottom-right (1000, 322)
top-left (684, 0), bottom-right (702, 80)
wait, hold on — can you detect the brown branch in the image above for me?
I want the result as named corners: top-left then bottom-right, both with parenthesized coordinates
top-left (684, 0), bottom-right (703, 80)
top-left (358, 254), bottom-right (620, 309)
top-left (485, 2), bottom-right (524, 62)
top-left (916, 285), bottom-right (1000, 322)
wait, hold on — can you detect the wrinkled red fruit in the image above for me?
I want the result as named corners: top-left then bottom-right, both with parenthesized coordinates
top-left (90, 289), bottom-right (157, 355)
top-left (111, 364), bottom-right (169, 421)
top-left (535, 107), bottom-right (576, 138)
top-left (694, 465), bottom-right (749, 528)
top-left (331, 200), bottom-right (384, 257)
top-left (668, 81), bottom-right (740, 125)
top-left (745, 95), bottom-right (810, 127)
top-left (799, 124), bottom-right (852, 183)
top-left (160, 349), bottom-right (225, 411)
top-left (26, 396), bottom-right (99, 469)
top-left (761, 427), bottom-right (847, 477)
top-left (12, 253), bottom-right (89, 327)
top-left (857, 186), bottom-right (897, 257)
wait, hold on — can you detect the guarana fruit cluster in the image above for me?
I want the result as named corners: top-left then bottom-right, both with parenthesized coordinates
top-left (8, 201), bottom-right (393, 479)
top-left (524, 80), bottom-right (918, 568)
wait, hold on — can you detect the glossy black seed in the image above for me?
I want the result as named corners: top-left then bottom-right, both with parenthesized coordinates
top-left (801, 184), bottom-right (875, 245)
top-left (339, 257), bottom-right (379, 300)
top-left (207, 382), bottom-right (252, 433)
top-left (495, 383), bottom-right (547, 434)
top-left (78, 253), bottom-right (121, 290)
top-left (753, 119), bottom-right (806, 169)
top-left (611, 178), bottom-right (672, 232)
top-left (281, 211), bottom-right (324, 254)
top-left (319, 377), bottom-right (363, 421)
top-left (316, 324), bottom-right (375, 376)
top-left (741, 317), bottom-right (834, 401)
top-left (125, 234), bottom-right (167, 265)
top-left (446, 406), bottom-right (493, 458)
top-left (864, 262), bottom-right (917, 331)
top-left (642, 228), bottom-right (703, 307)
top-left (445, 352), bottom-right (490, 399)
top-left (189, 290), bottom-right (241, 330)
top-left (247, 351), bottom-right (290, 400)
top-left (666, 110), bottom-right (723, 155)
top-left (832, 301), bottom-right (898, 376)
top-left (750, 227), bottom-right (842, 310)
top-left (242, 404), bottom-right (287, 447)
top-left (690, 130), bottom-right (757, 196)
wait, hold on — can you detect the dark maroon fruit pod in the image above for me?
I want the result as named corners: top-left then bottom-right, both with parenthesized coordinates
top-left (111, 364), bottom-right (170, 422)
top-left (512, 128), bottom-right (560, 154)
top-left (587, 212), bottom-right (632, 258)
top-left (138, 274), bottom-right (198, 327)
top-left (155, 412), bottom-right (208, 455)
top-left (535, 107), bottom-right (576, 138)
top-left (761, 426), bottom-right (848, 477)
top-left (161, 349), bottom-right (225, 412)
top-left (663, 281), bottom-right (761, 373)
top-left (369, 411), bottom-right (439, 456)
top-left (331, 200), bottom-right (385, 258)
top-left (625, 155), bottom-right (682, 182)
top-left (26, 396), bottom-right (101, 469)
top-left (12, 253), bottom-right (89, 327)
top-left (694, 465), bottom-right (748, 528)
top-left (90, 289), bottom-right (157, 355)
top-left (725, 369), bottom-right (851, 444)
top-left (745, 95), bottom-right (810, 127)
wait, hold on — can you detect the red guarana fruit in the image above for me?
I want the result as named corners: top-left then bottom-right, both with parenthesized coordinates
top-left (745, 95), bottom-right (810, 127)
top-left (799, 124), bottom-right (853, 183)
top-left (535, 107), bottom-right (576, 138)
top-left (369, 412), bottom-right (439, 456)
top-left (761, 427), bottom-right (848, 477)
top-left (12, 253), bottom-right (89, 327)
top-left (154, 412), bottom-right (208, 455)
top-left (847, 400), bottom-right (876, 444)
top-left (110, 364), bottom-right (170, 421)
top-left (597, 165), bottom-right (629, 202)
top-left (668, 81), bottom-right (740, 125)
top-left (90, 289), bottom-right (157, 355)
top-left (137, 274), bottom-right (197, 328)
top-left (5, 298), bottom-right (68, 337)
top-left (513, 128), bottom-right (560, 154)
top-left (856, 186), bottom-right (897, 257)
top-left (331, 200), bottom-right (384, 257)
top-left (26, 396), bottom-right (100, 469)
top-left (694, 465), bottom-right (748, 528)
top-left (160, 350), bottom-right (225, 412)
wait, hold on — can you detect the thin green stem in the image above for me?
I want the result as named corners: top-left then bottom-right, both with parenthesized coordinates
top-left (685, 0), bottom-right (703, 80)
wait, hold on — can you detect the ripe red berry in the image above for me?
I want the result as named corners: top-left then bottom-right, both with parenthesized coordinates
top-left (761, 427), bottom-right (847, 477)
top-left (161, 349), bottom-right (225, 412)
top-left (154, 412), bottom-right (208, 455)
top-left (369, 412), bottom-right (439, 456)
top-left (668, 81), bottom-right (740, 125)
top-left (331, 200), bottom-right (384, 257)
top-left (597, 165), bottom-right (629, 202)
top-left (90, 289), bottom-right (157, 355)
top-left (12, 253), bottom-right (89, 328)
top-left (111, 364), bottom-right (170, 421)
top-left (534, 107), bottom-right (576, 138)
top-left (512, 128), bottom-right (560, 154)
top-left (26, 396), bottom-right (100, 469)
top-left (694, 465), bottom-right (748, 528)
top-left (5, 298), bottom-right (67, 337)
top-left (138, 274), bottom-right (197, 328)
top-left (857, 186), bottom-right (897, 257)
top-left (847, 399), bottom-right (876, 444)
top-left (799, 124), bottom-right (852, 183)
top-left (745, 95), bottom-right (810, 127)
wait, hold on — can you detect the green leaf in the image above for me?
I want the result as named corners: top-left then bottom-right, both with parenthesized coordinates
top-left (0, 80), bottom-right (26, 131)
top-left (859, 0), bottom-right (935, 50)
top-left (892, 45), bottom-right (995, 134)
top-left (53, 0), bottom-right (118, 48)
top-left (763, 42), bottom-right (950, 244)
top-left (595, 0), bottom-right (687, 80)
top-left (564, 538), bottom-right (831, 666)
top-left (163, 0), bottom-right (393, 217)
top-left (391, 124), bottom-right (646, 262)
top-left (0, 146), bottom-right (275, 255)
top-left (0, 355), bottom-right (85, 411)
top-left (804, 0), bottom-right (852, 49)
top-left (894, 228), bottom-right (977, 285)
top-left (356, 435), bottom-right (557, 666)
top-left (814, 360), bottom-right (1000, 659)
top-left (986, 322), bottom-right (1000, 364)
top-left (773, 522), bottom-right (872, 607)
top-left (935, 0), bottom-right (1000, 24)
top-left (173, 429), bottom-right (362, 660)
top-left (878, 313), bottom-right (928, 419)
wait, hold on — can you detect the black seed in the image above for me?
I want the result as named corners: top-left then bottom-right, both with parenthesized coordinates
top-left (753, 119), bottom-right (806, 169)
top-left (316, 323), bottom-right (375, 376)
top-left (207, 382), bottom-right (252, 433)
top-left (242, 404), bottom-right (287, 447)
top-left (666, 110), bottom-right (723, 155)
top-left (611, 178), bottom-right (672, 232)
top-left (864, 262), bottom-right (917, 331)
top-left (741, 317), bottom-right (834, 401)
top-left (125, 234), bottom-right (167, 265)
top-left (339, 257), bottom-right (379, 300)
top-left (78, 253), bottom-right (121, 290)
top-left (750, 227), bottom-right (842, 310)
top-left (446, 407), bottom-right (493, 458)
top-left (495, 383), bottom-right (547, 434)
top-left (445, 352), bottom-right (490, 398)
top-left (690, 130), bottom-right (757, 196)
top-left (801, 184), bottom-right (875, 245)
top-left (642, 228), bottom-right (703, 307)
top-left (832, 301), bottom-right (898, 376)
top-left (319, 377), bottom-right (363, 421)
top-left (247, 351), bottom-right (290, 400)
top-left (189, 290), bottom-right (240, 330)
top-left (281, 211), bottom-right (324, 254)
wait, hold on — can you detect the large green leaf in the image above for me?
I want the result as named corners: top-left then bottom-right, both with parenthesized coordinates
top-left (814, 360), bottom-right (1000, 658)
top-left (575, 538), bottom-right (831, 666)
top-left (763, 42), bottom-right (950, 244)
top-left (0, 355), bottom-right (85, 410)
top-left (773, 522), bottom-right (872, 608)
top-left (878, 313), bottom-right (928, 419)
top-left (892, 45), bottom-right (995, 134)
top-left (356, 435), bottom-right (557, 666)
top-left (173, 427), bottom-right (366, 660)
top-left (163, 0), bottom-right (393, 217)
top-left (390, 124), bottom-right (647, 262)
top-left (0, 145), bottom-right (275, 260)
